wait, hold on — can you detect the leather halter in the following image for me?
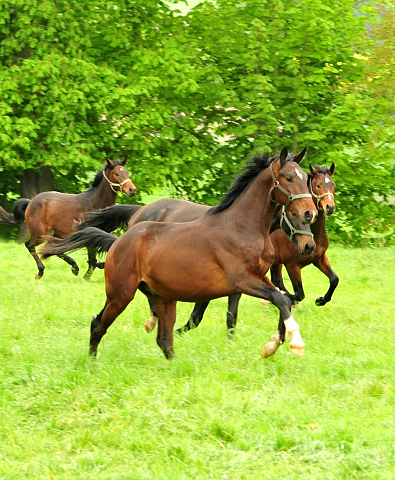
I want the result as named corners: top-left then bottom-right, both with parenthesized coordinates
top-left (103, 168), bottom-right (131, 194)
top-left (309, 177), bottom-right (334, 210)
top-left (280, 206), bottom-right (314, 242)
top-left (269, 160), bottom-right (312, 208)
top-left (268, 160), bottom-right (313, 242)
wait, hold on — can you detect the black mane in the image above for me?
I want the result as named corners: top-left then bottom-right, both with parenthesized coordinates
top-left (88, 160), bottom-right (124, 190)
top-left (206, 152), bottom-right (277, 215)
top-left (308, 165), bottom-right (331, 181)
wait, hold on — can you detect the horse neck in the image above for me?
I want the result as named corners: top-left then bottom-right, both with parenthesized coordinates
top-left (311, 208), bottom-right (327, 238)
top-left (221, 171), bottom-right (276, 237)
top-left (86, 176), bottom-right (118, 209)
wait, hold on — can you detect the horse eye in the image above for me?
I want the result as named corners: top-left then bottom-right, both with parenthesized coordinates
top-left (291, 211), bottom-right (297, 217)
top-left (286, 177), bottom-right (292, 182)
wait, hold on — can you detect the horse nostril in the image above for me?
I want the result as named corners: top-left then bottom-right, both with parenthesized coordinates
top-left (326, 204), bottom-right (335, 215)
top-left (305, 211), bottom-right (313, 223)
top-left (305, 243), bottom-right (314, 255)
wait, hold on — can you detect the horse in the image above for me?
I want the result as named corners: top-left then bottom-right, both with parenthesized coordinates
top-left (41, 147), bottom-right (318, 359)
top-left (0, 159), bottom-right (136, 279)
top-left (269, 163), bottom-right (338, 306)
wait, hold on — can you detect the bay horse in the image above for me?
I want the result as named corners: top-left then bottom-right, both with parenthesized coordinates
top-left (42, 148), bottom-right (318, 359)
top-left (269, 163), bottom-right (338, 305)
top-left (147, 163), bottom-right (337, 336)
top-left (0, 159), bottom-right (136, 279)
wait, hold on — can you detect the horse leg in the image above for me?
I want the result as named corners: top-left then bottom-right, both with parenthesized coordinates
top-left (176, 301), bottom-right (210, 335)
top-left (90, 292), bottom-right (135, 356)
top-left (144, 299), bottom-right (158, 333)
top-left (284, 263), bottom-right (305, 304)
top-left (58, 253), bottom-right (79, 276)
top-left (270, 263), bottom-right (295, 303)
top-left (227, 293), bottom-right (242, 337)
top-left (25, 238), bottom-right (45, 279)
top-left (240, 278), bottom-right (305, 357)
top-left (84, 247), bottom-right (98, 280)
top-left (313, 254), bottom-right (339, 306)
top-left (149, 298), bottom-right (177, 359)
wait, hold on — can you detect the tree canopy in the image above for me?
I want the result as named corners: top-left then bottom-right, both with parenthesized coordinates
top-left (0, 0), bottom-right (394, 244)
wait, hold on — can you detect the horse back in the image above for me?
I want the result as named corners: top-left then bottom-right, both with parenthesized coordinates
top-left (128, 198), bottom-right (209, 227)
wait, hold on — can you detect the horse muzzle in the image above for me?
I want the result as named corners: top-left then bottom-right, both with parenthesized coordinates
top-left (298, 237), bottom-right (316, 256)
top-left (123, 181), bottom-right (137, 197)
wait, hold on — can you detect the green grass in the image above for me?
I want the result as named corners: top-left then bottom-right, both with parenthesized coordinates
top-left (1, 240), bottom-right (395, 479)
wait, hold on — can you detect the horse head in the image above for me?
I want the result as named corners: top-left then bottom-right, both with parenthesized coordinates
top-left (104, 158), bottom-right (137, 197)
top-left (270, 147), bottom-right (317, 225)
top-left (309, 163), bottom-right (336, 215)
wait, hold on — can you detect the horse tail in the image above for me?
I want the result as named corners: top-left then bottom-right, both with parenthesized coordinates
top-left (76, 204), bottom-right (141, 232)
top-left (13, 198), bottom-right (31, 223)
top-left (0, 206), bottom-right (17, 225)
top-left (40, 227), bottom-right (117, 259)
top-left (0, 198), bottom-right (30, 225)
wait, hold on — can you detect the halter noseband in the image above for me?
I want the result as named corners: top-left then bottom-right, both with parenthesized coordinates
top-left (269, 160), bottom-right (312, 208)
top-left (309, 177), bottom-right (334, 210)
top-left (280, 206), bottom-right (314, 242)
top-left (103, 168), bottom-right (131, 194)
top-left (269, 160), bottom-right (313, 242)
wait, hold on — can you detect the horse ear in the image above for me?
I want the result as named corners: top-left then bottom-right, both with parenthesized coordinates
top-left (309, 165), bottom-right (316, 175)
top-left (106, 158), bottom-right (115, 167)
top-left (294, 147), bottom-right (307, 164)
top-left (121, 157), bottom-right (127, 166)
top-left (279, 147), bottom-right (288, 166)
top-left (329, 162), bottom-right (335, 176)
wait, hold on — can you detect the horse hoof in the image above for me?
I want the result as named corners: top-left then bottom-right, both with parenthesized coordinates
top-left (315, 297), bottom-right (326, 306)
top-left (34, 271), bottom-right (43, 280)
top-left (260, 299), bottom-right (270, 306)
top-left (262, 343), bottom-right (278, 358)
top-left (144, 319), bottom-right (155, 333)
top-left (290, 345), bottom-right (305, 356)
top-left (72, 267), bottom-right (79, 276)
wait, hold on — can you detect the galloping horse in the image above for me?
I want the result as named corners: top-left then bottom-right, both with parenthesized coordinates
top-left (270, 163), bottom-right (338, 305)
top-left (42, 148), bottom-right (318, 359)
top-left (0, 159), bottom-right (136, 279)
top-left (180, 163), bottom-right (338, 336)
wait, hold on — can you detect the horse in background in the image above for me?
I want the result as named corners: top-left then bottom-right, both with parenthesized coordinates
top-left (0, 159), bottom-right (136, 279)
top-left (269, 163), bottom-right (338, 306)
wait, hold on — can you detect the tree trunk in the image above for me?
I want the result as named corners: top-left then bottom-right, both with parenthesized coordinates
top-left (20, 166), bottom-right (55, 198)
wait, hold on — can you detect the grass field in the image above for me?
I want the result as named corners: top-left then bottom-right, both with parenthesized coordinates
top-left (1, 240), bottom-right (394, 479)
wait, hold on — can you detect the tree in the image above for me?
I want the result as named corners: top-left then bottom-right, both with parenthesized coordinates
top-left (0, 0), bottom-right (214, 207)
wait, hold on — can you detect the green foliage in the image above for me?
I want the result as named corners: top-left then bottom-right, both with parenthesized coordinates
top-left (0, 0), bottom-right (394, 244)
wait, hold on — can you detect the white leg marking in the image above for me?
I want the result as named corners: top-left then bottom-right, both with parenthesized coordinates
top-left (144, 313), bottom-right (157, 333)
top-left (262, 331), bottom-right (281, 358)
top-left (284, 316), bottom-right (305, 356)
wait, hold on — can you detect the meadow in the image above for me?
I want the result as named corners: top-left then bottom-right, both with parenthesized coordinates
top-left (0, 240), bottom-right (394, 479)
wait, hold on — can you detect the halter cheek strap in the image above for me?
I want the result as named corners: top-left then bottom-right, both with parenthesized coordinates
top-left (269, 161), bottom-right (312, 208)
top-left (103, 169), bottom-right (131, 194)
top-left (309, 178), bottom-right (334, 210)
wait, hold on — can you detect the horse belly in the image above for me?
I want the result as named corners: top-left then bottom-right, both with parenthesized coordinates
top-left (145, 261), bottom-right (232, 302)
